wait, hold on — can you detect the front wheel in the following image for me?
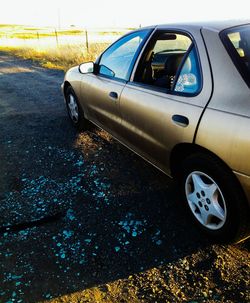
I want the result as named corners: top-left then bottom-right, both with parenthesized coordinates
top-left (65, 86), bottom-right (88, 131)
top-left (180, 153), bottom-right (249, 243)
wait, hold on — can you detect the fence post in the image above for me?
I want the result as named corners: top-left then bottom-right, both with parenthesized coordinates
top-left (85, 29), bottom-right (89, 52)
top-left (37, 32), bottom-right (40, 41)
top-left (55, 29), bottom-right (59, 47)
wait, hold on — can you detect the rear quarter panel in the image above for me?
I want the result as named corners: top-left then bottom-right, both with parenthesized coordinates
top-left (196, 108), bottom-right (250, 175)
top-left (196, 29), bottom-right (250, 178)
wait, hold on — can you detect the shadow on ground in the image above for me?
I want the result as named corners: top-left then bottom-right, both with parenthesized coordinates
top-left (0, 107), bottom-right (208, 302)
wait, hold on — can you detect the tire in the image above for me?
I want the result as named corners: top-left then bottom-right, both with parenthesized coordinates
top-left (179, 153), bottom-right (250, 243)
top-left (65, 86), bottom-right (88, 131)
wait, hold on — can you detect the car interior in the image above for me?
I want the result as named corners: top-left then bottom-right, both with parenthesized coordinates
top-left (134, 32), bottom-right (192, 90)
top-left (239, 30), bottom-right (250, 71)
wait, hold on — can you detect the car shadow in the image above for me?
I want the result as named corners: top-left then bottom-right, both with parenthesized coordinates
top-left (0, 115), bottom-right (210, 302)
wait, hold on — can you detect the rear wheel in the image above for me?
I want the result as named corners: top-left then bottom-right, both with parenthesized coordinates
top-left (179, 153), bottom-right (250, 243)
top-left (65, 86), bottom-right (88, 130)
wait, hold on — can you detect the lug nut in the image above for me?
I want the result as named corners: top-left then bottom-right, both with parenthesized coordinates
top-left (206, 198), bottom-right (211, 204)
top-left (205, 205), bottom-right (209, 211)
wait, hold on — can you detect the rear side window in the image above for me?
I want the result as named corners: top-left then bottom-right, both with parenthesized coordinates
top-left (220, 25), bottom-right (250, 87)
top-left (134, 31), bottom-right (201, 95)
top-left (174, 46), bottom-right (201, 94)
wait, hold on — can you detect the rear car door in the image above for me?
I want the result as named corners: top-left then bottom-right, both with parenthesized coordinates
top-left (79, 29), bottom-right (151, 137)
top-left (119, 27), bottom-right (213, 173)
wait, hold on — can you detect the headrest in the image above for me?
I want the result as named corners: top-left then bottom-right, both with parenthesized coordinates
top-left (165, 53), bottom-right (185, 74)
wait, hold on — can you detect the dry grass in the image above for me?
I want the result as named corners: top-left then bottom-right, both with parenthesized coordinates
top-left (0, 43), bottom-right (109, 71)
top-left (0, 24), bottom-right (129, 70)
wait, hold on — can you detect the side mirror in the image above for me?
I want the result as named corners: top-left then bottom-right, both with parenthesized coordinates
top-left (79, 62), bottom-right (94, 74)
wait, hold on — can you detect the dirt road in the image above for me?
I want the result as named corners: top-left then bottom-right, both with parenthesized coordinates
top-left (0, 52), bottom-right (249, 303)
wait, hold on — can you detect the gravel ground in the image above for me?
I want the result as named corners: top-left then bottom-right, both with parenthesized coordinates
top-left (0, 52), bottom-right (249, 303)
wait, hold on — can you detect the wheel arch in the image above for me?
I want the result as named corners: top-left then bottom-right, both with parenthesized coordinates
top-left (63, 81), bottom-right (71, 97)
top-left (170, 142), bottom-right (250, 242)
top-left (170, 143), bottom-right (239, 181)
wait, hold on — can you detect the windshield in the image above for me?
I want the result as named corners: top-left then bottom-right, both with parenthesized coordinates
top-left (220, 25), bottom-right (250, 87)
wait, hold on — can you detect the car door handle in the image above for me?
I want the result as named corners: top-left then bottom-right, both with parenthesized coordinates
top-left (172, 114), bottom-right (189, 127)
top-left (109, 91), bottom-right (119, 100)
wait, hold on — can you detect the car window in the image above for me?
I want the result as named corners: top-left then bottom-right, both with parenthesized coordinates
top-left (220, 25), bottom-right (250, 88)
top-left (174, 46), bottom-right (201, 94)
top-left (134, 31), bottom-right (195, 91)
top-left (98, 30), bottom-right (149, 81)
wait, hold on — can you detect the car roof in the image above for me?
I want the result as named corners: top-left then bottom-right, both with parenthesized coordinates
top-left (143, 20), bottom-right (250, 33)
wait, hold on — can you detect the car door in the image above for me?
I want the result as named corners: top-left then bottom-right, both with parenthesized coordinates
top-left (119, 28), bottom-right (213, 174)
top-left (79, 29), bottom-right (151, 137)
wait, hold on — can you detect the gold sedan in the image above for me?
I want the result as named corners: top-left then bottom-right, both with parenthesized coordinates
top-left (62, 20), bottom-right (250, 243)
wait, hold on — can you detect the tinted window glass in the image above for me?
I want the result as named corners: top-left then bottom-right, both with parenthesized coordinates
top-left (99, 30), bottom-right (149, 81)
top-left (153, 34), bottom-right (191, 53)
top-left (174, 46), bottom-right (201, 94)
top-left (221, 25), bottom-right (250, 87)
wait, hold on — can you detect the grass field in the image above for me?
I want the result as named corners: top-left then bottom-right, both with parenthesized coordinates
top-left (0, 24), bottom-right (131, 70)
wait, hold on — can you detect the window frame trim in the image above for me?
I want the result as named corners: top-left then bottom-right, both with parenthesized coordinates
top-left (129, 28), bottom-right (203, 98)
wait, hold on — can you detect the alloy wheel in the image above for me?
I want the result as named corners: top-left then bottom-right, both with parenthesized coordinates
top-left (185, 171), bottom-right (227, 230)
top-left (68, 93), bottom-right (79, 122)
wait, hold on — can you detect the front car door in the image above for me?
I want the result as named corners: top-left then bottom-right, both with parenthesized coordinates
top-left (79, 29), bottom-right (152, 137)
top-left (119, 26), bottom-right (213, 174)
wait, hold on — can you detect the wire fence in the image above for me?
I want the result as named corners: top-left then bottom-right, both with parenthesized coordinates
top-left (0, 28), bottom-right (130, 51)
top-left (0, 26), bottom-right (135, 69)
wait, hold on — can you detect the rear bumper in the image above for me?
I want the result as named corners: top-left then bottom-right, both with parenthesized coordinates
top-left (234, 171), bottom-right (250, 208)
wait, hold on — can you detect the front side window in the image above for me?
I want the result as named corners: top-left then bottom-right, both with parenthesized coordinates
top-left (220, 25), bottom-right (250, 87)
top-left (98, 30), bottom-right (149, 81)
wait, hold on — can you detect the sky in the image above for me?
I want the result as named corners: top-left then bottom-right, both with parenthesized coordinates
top-left (0, 0), bottom-right (249, 28)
